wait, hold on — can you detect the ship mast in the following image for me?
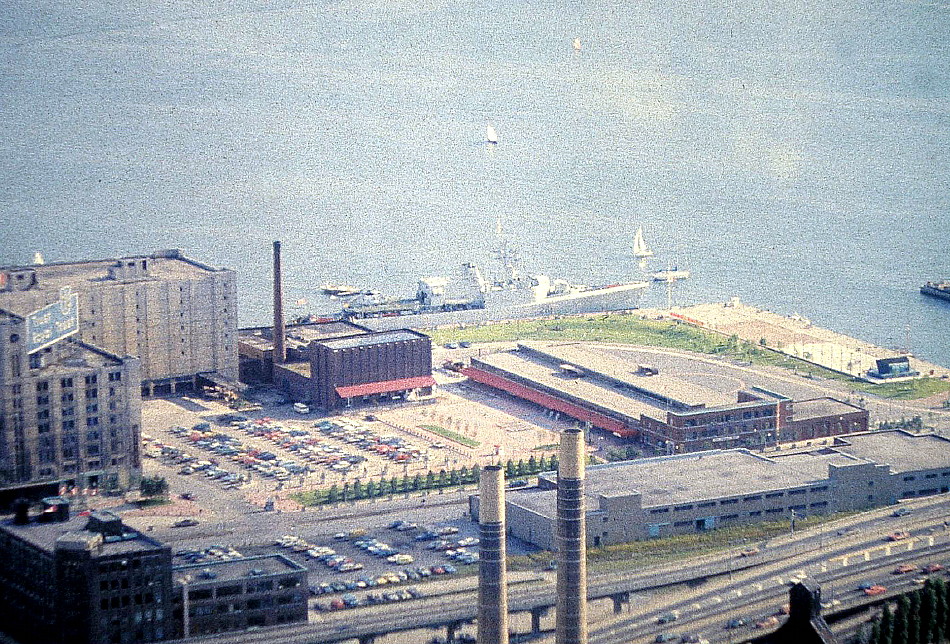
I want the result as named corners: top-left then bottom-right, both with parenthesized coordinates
top-left (493, 218), bottom-right (522, 284)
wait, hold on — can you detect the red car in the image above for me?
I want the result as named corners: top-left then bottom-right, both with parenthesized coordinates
top-left (864, 585), bottom-right (887, 596)
top-left (893, 564), bottom-right (917, 575)
top-left (888, 531), bottom-right (910, 542)
top-left (924, 563), bottom-right (945, 573)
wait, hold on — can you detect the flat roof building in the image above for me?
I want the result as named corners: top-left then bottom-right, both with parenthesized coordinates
top-left (171, 554), bottom-right (307, 638)
top-left (0, 250), bottom-right (238, 397)
top-left (464, 342), bottom-right (868, 452)
top-left (500, 430), bottom-right (945, 548)
top-left (0, 502), bottom-right (173, 644)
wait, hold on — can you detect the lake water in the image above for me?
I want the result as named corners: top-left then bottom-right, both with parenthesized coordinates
top-left (1, 0), bottom-right (948, 365)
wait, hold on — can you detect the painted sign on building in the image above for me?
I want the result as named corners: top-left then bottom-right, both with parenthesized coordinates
top-left (26, 290), bottom-right (79, 353)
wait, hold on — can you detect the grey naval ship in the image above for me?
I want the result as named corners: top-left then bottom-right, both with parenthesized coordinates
top-left (341, 236), bottom-right (651, 331)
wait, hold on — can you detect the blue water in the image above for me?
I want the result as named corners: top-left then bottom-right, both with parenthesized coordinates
top-left (1, 0), bottom-right (948, 365)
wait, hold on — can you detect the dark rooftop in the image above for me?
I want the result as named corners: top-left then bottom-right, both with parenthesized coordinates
top-left (319, 329), bottom-right (427, 350)
top-left (173, 554), bottom-right (305, 585)
top-left (2, 510), bottom-right (166, 555)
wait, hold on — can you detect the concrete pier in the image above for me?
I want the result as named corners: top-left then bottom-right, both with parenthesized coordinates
top-left (555, 427), bottom-right (587, 644)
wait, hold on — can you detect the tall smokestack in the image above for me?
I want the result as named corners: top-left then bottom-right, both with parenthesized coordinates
top-left (556, 428), bottom-right (587, 644)
top-left (478, 464), bottom-right (508, 644)
top-left (272, 241), bottom-right (286, 365)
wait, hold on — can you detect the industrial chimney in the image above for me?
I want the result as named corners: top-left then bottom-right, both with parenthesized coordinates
top-left (477, 464), bottom-right (509, 644)
top-left (556, 428), bottom-right (588, 644)
top-left (272, 241), bottom-right (286, 365)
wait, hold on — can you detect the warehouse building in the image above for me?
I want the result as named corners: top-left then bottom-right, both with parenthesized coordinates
top-left (0, 308), bottom-right (142, 501)
top-left (274, 328), bottom-right (435, 411)
top-left (237, 319), bottom-right (371, 382)
top-left (464, 342), bottom-right (868, 452)
top-left (0, 250), bottom-right (239, 397)
top-left (502, 430), bottom-right (950, 549)
top-left (0, 500), bottom-right (173, 644)
top-left (171, 554), bottom-right (308, 637)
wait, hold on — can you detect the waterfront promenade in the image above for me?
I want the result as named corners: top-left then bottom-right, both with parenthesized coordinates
top-left (662, 299), bottom-right (950, 380)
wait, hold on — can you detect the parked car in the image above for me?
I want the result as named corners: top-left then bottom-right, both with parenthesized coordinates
top-left (658, 610), bottom-right (680, 624)
top-left (755, 616), bottom-right (779, 629)
top-left (172, 519), bottom-right (199, 528)
top-left (864, 585), bottom-right (887, 596)
top-left (893, 564), bottom-right (917, 574)
top-left (888, 531), bottom-right (910, 541)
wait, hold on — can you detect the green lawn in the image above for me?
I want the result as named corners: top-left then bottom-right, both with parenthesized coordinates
top-left (418, 424), bottom-right (480, 448)
top-left (431, 314), bottom-right (950, 401)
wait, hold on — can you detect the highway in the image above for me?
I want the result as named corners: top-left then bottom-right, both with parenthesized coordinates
top-left (166, 493), bottom-right (950, 644)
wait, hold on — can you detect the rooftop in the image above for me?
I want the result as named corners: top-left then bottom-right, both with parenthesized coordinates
top-left (0, 250), bottom-right (226, 304)
top-left (238, 320), bottom-right (371, 352)
top-left (173, 554), bottom-right (306, 585)
top-left (2, 511), bottom-right (166, 555)
top-left (514, 449), bottom-right (832, 516)
top-left (319, 329), bottom-right (427, 350)
top-left (790, 398), bottom-right (866, 422)
top-left (521, 342), bottom-right (736, 408)
top-left (834, 430), bottom-right (950, 474)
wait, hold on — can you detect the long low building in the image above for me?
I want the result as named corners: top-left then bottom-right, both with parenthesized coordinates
top-left (464, 342), bottom-right (868, 452)
top-left (501, 430), bottom-right (950, 549)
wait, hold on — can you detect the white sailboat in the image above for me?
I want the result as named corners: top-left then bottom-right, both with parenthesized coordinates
top-left (633, 227), bottom-right (654, 259)
top-left (572, 37), bottom-right (582, 52)
top-left (486, 124), bottom-right (499, 145)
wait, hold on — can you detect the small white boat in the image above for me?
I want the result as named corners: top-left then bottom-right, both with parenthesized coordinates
top-left (633, 226), bottom-right (654, 259)
top-left (486, 124), bottom-right (499, 145)
top-left (651, 268), bottom-right (691, 282)
top-left (572, 37), bottom-right (582, 52)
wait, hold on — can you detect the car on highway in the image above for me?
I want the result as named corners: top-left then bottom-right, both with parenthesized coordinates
top-left (892, 507), bottom-right (912, 517)
top-left (739, 547), bottom-right (760, 557)
top-left (924, 563), bottom-right (945, 573)
top-left (172, 519), bottom-right (199, 528)
top-left (725, 618), bottom-right (747, 629)
top-left (755, 616), bottom-right (779, 629)
top-left (864, 585), bottom-right (887, 596)
top-left (657, 610), bottom-right (680, 624)
top-left (893, 563), bottom-right (917, 575)
top-left (887, 530), bottom-right (910, 541)
top-left (679, 636), bottom-right (708, 644)
top-left (655, 634), bottom-right (679, 643)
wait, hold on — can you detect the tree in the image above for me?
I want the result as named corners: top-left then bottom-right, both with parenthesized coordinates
top-left (870, 620), bottom-right (881, 644)
top-left (388, 477), bottom-right (399, 495)
top-left (449, 469), bottom-right (461, 486)
top-left (425, 471), bottom-right (436, 489)
top-left (365, 480), bottom-right (377, 499)
top-left (516, 459), bottom-right (527, 476)
top-left (327, 484), bottom-right (340, 504)
top-left (528, 455), bottom-right (538, 473)
top-left (934, 578), bottom-right (948, 643)
top-left (922, 583), bottom-right (938, 644)
top-left (437, 469), bottom-right (449, 488)
top-left (140, 476), bottom-right (168, 497)
top-left (352, 479), bottom-right (364, 500)
top-left (879, 603), bottom-right (894, 644)
top-left (893, 595), bottom-right (910, 644)
top-left (412, 474), bottom-right (423, 491)
top-left (537, 455), bottom-right (548, 471)
top-left (342, 482), bottom-right (351, 502)
top-left (908, 590), bottom-right (921, 644)
top-left (505, 460), bottom-right (516, 478)
top-left (549, 454), bottom-right (559, 472)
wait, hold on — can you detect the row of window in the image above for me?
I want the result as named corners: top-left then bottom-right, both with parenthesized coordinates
top-left (653, 487), bottom-right (829, 514)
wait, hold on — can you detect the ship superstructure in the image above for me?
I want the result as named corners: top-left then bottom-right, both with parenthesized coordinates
top-left (341, 234), bottom-right (650, 328)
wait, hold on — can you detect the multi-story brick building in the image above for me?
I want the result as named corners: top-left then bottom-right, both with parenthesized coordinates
top-left (0, 501), bottom-right (173, 644)
top-left (0, 250), bottom-right (238, 397)
top-left (171, 554), bottom-right (308, 637)
top-left (0, 310), bottom-right (141, 498)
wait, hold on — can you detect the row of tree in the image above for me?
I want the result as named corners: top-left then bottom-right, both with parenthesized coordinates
top-left (878, 416), bottom-right (925, 432)
top-left (320, 454), bottom-right (559, 504)
top-left (869, 577), bottom-right (949, 644)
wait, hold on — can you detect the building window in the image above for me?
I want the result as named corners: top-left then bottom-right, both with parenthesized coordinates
top-left (86, 403), bottom-right (99, 414)
top-left (109, 371), bottom-right (122, 382)
top-left (85, 375), bottom-right (97, 386)
top-left (87, 417), bottom-right (99, 427)
top-left (87, 388), bottom-right (98, 399)
top-left (36, 381), bottom-right (49, 392)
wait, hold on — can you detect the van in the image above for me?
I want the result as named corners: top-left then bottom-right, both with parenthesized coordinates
top-left (293, 403), bottom-right (310, 414)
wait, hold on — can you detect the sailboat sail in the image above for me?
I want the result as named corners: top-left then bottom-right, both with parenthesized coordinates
top-left (486, 124), bottom-right (499, 144)
top-left (572, 38), bottom-right (582, 52)
top-left (633, 227), bottom-right (654, 258)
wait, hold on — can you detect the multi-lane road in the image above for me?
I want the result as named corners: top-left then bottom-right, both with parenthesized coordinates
top-left (164, 493), bottom-right (950, 644)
